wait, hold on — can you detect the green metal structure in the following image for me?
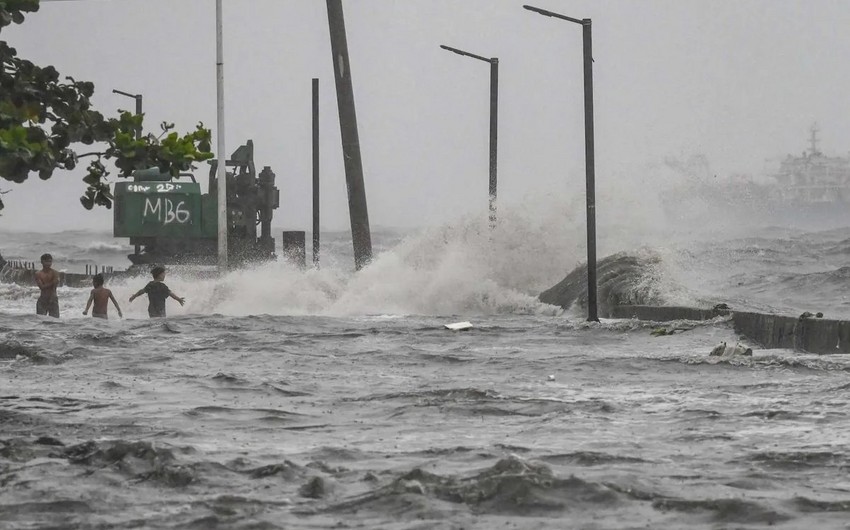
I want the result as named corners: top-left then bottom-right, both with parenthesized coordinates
top-left (113, 140), bottom-right (279, 266)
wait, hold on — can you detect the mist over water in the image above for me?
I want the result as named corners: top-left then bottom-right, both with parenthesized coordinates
top-left (3, 193), bottom-right (585, 317)
top-left (5, 179), bottom-right (850, 319)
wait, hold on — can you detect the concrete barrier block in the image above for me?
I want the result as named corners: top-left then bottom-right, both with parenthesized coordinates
top-left (612, 305), bottom-right (850, 355)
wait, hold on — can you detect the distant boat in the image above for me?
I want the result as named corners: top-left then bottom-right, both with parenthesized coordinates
top-left (662, 124), bottom-right (850, 231)
top-left (771, 124), bottom-right (850, 205)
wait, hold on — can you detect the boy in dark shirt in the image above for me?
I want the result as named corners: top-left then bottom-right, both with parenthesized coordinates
top-left (129, 266), bottom-right (185, 318)
top-left (83, 273), bottom-right (123, 319)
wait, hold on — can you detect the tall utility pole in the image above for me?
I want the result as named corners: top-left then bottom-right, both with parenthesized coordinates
top-left (312, 78), bottom-right (320, 267)
top-left (524, 5), bottom-right (598, 322)
top-left (439, 45), bottom-right (499, 228)
top-left (215, 0), bottom-right (228, 271)
top-left (326, 0), bottom-right (373, 270)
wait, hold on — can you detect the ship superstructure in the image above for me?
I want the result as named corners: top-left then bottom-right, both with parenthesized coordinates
top-left (771, 124), bottom-right (850, 205)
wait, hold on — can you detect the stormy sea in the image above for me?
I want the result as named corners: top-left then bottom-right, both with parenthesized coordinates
top-left (3, 206), bottom-right (850, 529)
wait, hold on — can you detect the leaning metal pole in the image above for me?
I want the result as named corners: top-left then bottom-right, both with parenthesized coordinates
top-left (216, 0), bottom-right (228, 271)
top-left (582, 19), bottom-right (598, 322)
top-left (326, 0), bottom-right (373, 270)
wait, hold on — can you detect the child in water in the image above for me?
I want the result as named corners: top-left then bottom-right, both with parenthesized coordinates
top-left (128, 266), bottom-right (185, 318)
top-left (83, 273), bottom-right (123, 319)
top-left (35, 253), bottom-right (60, 318)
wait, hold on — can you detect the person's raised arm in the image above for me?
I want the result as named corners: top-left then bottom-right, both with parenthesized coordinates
top-left (169, 291), bottom-right (185, 306)
top-left (83, 291), bottom-right (94, 315)
top-left (129, 287), bottom-right (146, 302)
top-left (109, 292), bottom-right (123, 318)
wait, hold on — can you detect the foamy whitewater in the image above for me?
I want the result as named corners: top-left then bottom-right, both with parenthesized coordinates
top-left (3, 196), bottom-right (850, 529)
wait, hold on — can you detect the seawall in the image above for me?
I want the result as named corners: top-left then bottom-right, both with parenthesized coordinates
top-left (538, 251), bottom-right (850, 355)
top-left (0, 263), bottom-right (114, 289)
top-left (611, 304), bottom-right (849, 355)
top-left (0, 252), bottom-right (218, 289)
top-left (0, 250), bottom-right (127, 288)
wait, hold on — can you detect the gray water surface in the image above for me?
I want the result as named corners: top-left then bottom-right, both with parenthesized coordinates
top-left (3, 313), bottom-right (850, 529)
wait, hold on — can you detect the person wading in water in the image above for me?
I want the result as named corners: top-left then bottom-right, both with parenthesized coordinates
top-left (83, 273), bottom-right (123, 319)
top-left (128, 266), bottom-right (185, 318)
top-left (35, 253), bottom-right (60, 318)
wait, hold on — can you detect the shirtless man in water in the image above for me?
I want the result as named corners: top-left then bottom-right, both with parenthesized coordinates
top-left (35, 253), bottom-right (60, 318)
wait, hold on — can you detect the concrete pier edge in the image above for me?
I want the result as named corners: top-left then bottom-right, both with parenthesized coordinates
top-left (611, 305), bottom-right (848, 355)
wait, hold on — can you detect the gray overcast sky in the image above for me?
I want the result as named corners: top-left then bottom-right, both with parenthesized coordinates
top-left (2, 0), bottom-right (849, 232)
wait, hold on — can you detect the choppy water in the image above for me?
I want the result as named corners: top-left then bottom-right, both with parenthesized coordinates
top-left (4, 206), bottom-right (850, 529)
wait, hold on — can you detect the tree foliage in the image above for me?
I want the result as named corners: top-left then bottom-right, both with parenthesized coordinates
top-left (0, 0), bottom-right (213, 211)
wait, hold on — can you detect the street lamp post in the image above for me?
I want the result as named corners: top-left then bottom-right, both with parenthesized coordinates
top-left (439, 45), bottom-right (499, 228)
top-left (312, 77), bottom-right (320, 268)
top-left (112, 89), bottom-right (142, 140)
top-left (113, 88), bottom-right (143, 258)
top-left (523, 4), bottom-right (598, 322)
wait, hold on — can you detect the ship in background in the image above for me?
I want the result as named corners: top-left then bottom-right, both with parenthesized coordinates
top-left (771, 124), bottom-right (850, 204)
top-left (662, 124), bottom-right (850, 232)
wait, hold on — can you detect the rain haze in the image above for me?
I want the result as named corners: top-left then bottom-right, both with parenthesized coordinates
top-left (3, 0), bottom-right (850, 234)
